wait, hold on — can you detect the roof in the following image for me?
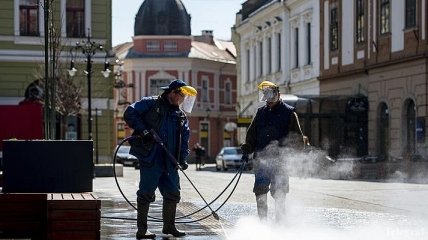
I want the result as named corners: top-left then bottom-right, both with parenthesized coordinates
top-left (189, 40), bottom-right (236, 63)
top-left (112, 42), bottom-right (133, 59)
top-left (113, 39), bottom-right (236, 64)
top-left (134, 0), bottom-right (191, 36)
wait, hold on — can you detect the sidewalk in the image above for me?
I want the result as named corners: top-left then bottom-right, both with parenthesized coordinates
top-left (94, 167), bottom-right (226, 240)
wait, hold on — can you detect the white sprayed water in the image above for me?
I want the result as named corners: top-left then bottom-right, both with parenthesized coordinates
top-left (228, 212), bottom-right (428, 240)
top-left (226, 142), bottom-right (428, 240)
top-left (218, 218), bottom-right (232, 240)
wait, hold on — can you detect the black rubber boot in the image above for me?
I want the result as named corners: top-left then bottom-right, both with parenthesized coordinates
top-left (136, 200), bottom-right (156, 239)
top-left (274, 194), bottom-right (286, 223)
top-left (256, 194), bottom-right (268, 220)
top-left (162, 201), bottom-right (186, 237)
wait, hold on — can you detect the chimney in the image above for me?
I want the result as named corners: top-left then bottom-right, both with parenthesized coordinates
top-left (202, 30), bottom-right (213, 37)
top-left (194, 30), bottom-right (214, 44)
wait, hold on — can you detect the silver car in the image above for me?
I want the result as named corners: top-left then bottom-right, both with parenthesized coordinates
top-left (114, 145), bottom-right (138, 167)
top-left (215, 147), bottom-right (252, 171)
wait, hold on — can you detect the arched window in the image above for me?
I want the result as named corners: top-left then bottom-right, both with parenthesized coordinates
top-left (378, 102), bottom-right (389, 158)
top-left (404, 99), bottom-right (416, 156)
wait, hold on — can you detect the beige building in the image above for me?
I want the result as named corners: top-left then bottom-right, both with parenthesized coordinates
top-left (320, 0), bottom-right (428, 176)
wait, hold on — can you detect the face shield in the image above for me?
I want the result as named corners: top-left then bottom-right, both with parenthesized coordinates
top-left (178, 85), bottom-right (197, 113)
top-left (259, 86), bottom-right (278, 103)
top-left (257, 80), bottom-right (279, 103)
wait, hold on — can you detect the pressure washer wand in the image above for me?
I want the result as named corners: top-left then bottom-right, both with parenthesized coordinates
top-left (149, 129), bottom-right (220, 221)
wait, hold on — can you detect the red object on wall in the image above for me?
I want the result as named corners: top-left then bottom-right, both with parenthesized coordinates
top-left (0, 103), bottom-right (44, 150)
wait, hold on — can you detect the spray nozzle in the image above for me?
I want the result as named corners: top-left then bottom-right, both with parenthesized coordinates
top-left (212, 211), bottom-right (220, 220)
top-left (241, 143), bottom-right (252, 155)
top-left (325, 155), bottom-right (336, 163)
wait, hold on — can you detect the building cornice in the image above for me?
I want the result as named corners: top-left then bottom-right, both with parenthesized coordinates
top-left (0, 35), bottom-right (107, 46)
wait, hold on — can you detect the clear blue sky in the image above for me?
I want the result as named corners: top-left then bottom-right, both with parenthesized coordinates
top-left (112, 0), bottom-right (244, 46)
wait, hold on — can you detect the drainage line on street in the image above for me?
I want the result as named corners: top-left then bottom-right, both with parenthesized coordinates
top-left (103, 136), bottom-right (247, 224)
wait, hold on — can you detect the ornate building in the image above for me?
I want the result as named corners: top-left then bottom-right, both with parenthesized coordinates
top-left (113, 0), bottom-right (237, 162)
top-left (320, 0), bottom-right (428, 178)
top-left (233, 0), bottom-right (320, 143)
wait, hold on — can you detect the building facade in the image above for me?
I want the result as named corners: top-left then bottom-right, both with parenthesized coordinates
top-left (113, 0), bottom-right (238, 162)
top-left (233, 0), bottom-right (320, 143)
top-left (0, 0), bottom-right (115, 164)
top-left (320, 0), bottom-right (428, 170)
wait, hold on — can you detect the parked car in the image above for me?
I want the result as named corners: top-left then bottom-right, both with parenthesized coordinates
top-left (215, 147), bottom-right (253, 171)
top-left (128, 154), bottom-right (140, 169)
top-left (114, 145), bottom-right (138, 167)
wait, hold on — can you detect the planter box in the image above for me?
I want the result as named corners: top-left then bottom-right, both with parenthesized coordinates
top-left (2, 140), bottom-right (93, 193)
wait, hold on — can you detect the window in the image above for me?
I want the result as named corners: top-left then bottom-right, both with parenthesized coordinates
top-left (307, 22), bottom-right (311, 65)
top-left (378, 103), bottom-right (389, 158)
top-left (379, 0), bottom-right (390, 34)
top-left (405, 0), bottom-right (416, 28)
top-left (356, 0), bottom-right (365, 43)
top-left (66, 0), bottom-right (85, 37)
top-left (117, 123), bottom-right (125, 131)
top-left (405, 100), bottom-right (416, 155)
top-left (200, 122), bottom-right (209, 154)
top-left (147, 40), bottom-right (160, 51)
top-left (164, 40), bottom-right (177, 51)
top-left (202, 79), bottom-right (208, 102)
top-left (277, 32), bottom-right (281, 71)
top-left (19, 0), bottom-right (39, 36)
top-left (330, 4), bottom-right (339, 51)
top-left (253, 45), bottom-right (257, 79)
top-left (149, 79), bottom-right (171, 96)
top-left (246, 49), bottom-right (250, 82)
top-left (295, 27), bottom-right (299, 68)
top-left (268, 37), bottom-right (272, 73)
top-left (224, 82), bottom-right (231, 104)
top-left (259, 41), bottom-right (263, 77)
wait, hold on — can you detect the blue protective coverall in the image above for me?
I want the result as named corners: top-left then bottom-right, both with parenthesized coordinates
top-left (124, 95), bottom-right (190, 203)
top-left (245, 100), bottom-right (300, 198)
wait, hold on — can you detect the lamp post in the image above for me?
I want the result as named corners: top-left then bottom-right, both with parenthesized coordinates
top-left (68, 30), bottom-right (111, 140)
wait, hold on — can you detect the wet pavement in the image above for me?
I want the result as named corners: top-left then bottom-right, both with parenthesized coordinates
top-left (95, 165), bottom-right (428, 240)
top-left (95, 166), bottom-right (228, 240)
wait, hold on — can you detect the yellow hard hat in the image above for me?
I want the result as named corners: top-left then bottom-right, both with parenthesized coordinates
top-left (257, 80), bottom-right (278, 90)
top-left (179, 85), bottom-right (197, 96)
top-left (160, 79), bottom-right (198, 96)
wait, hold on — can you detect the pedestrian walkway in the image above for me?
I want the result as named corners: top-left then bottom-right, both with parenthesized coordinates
top-left (94, 167), bottom-right (228, 240)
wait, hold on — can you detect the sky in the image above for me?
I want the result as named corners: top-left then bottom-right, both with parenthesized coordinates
top-left (112, 0), bottom-right (244, 46)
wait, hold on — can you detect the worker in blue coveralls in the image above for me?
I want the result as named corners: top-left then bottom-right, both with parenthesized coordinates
top-left (124, 79), bottom-right (197, 239)
top-left (241, 80), bottom-right (309, 222)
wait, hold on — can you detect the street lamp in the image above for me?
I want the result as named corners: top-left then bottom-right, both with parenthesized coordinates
top-left (68, 30), bottom-right (111, 140)
top-left (113, 59), bottom-right (134, 105)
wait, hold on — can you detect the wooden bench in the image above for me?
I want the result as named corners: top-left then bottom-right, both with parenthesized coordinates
top-left (47, 193), bottom-right (101, 240)
top-left (0, 193), bottom-right (101, 240)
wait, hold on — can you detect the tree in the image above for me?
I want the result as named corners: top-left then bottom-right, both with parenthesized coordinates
top-left (34, 0), bottom-right (83, 139)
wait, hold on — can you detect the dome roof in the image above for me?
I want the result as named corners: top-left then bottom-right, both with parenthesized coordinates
top-left (134, 0), bottom-right (191, 36)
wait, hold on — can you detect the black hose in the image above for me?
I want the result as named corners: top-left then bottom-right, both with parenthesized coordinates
top-left (102, 136), bottom-right (247, 223)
